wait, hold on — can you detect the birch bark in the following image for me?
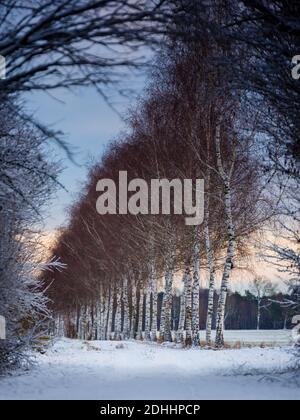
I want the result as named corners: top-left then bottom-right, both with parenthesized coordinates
top-left (150, 263), bottom-right (158, 341)
top-left (99, 291), bottom-right (107, 340)
top-left (144, 273), bottom-right (152, 341)
top-left (184, 265), bottom-right (193, 346)
top-left (103, 288), bottom-right (110, 340)
top-left (214, 125), bottom-right (235, 348)
top-left (114, 283), bottom-right (122, 340)
top-left (177, 270), bottom-right (187, 344)
top-left (192, 226), bottom-right (200, 346)
top-left (257, 298), bottom-right (261, 330)
top-left (137, 286), bottom-right (144, 340)
top-left (106, 287), bottom-right (114, 340)
top-left (204, 172), bottom-right (216, 347)
top-left (130, 283), bottom-right (137, 339)
top-left (122, 277), bottom-right (130, 339)
top-left (95, 300), bottom-right (100, 340)
top-left (160, 250), bottom-right (175, 342)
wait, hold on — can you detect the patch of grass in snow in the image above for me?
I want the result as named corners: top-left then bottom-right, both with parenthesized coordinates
top-left (115, 343), bottom-right (126, 349)
top-left (82, 341), bottom-right (101, 351)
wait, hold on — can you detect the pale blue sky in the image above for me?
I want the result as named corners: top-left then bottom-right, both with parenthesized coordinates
top-left (26, 80), bottom-right (145, 231)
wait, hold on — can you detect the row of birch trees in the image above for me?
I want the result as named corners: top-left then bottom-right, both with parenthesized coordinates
top-left (46, 29), bottom-right (273, 348)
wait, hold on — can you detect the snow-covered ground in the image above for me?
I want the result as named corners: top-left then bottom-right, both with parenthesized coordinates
top-left (199, 329), bottom-right (293, 347)
top-left (0, 338), bottom-right (299, 400)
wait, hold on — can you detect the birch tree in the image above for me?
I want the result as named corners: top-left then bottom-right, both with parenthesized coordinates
top-left (184, 265), bottom-right (193, 346)
top-left (214, 124), bottom-right (236, 348)
top-left (137, 286), bottom-right (144, 340)
top-left (122, 277), bottom-right (130, 340)
top-left (160, 239), bottom-right (176, 342)
top-left (192, 226), bottom-right (200, 346)
top-left (150, 262), bottom-right (158, 341)
top-left (177, 265), bottom-right (188, 344)
top-left (130, 282), bottom-right (137, 339)
top-left (204, 169), bottom-right (216, 347)
top-left (107, 286), bottom-right (114, 340)
top-left (114, 283), bottom-right (122, 340)
top-left (248, 277), bottom-right (275, 330)
top-left (144, 274), bottom-right (152, 341)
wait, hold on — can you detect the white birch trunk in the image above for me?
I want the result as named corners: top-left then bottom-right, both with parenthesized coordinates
top-left (93, 300), bottom-right (99, 340)
top-left (192, 226), bottom-right (200, 346)
top-left (160, 252), bottom-right (175, 342)
top-left (75, 306), bottom-right (80, 339)
top-left (215, 125), bottom-right (235, 348)
top-left (122, 277), bottom-right (130, 339)
top-left (204, 177), bottom-right (216, 347)
top-left (257, 299), bottom-right (261, 330)
top-left (56, 314), bottom-right (65, 337)
top-left (96, 299), bottom-right (101, 340)
top-left (88, 304), bottom-right (93, 340)
top-left (95, 288), bottom-right (102, 340)
top-left (102, 289), bottom-right (109, 340)
top-left (99, 291), bottom-right (107, 340)
top-left (114, 283), bottom-right (122, 340)
top-left (106, 286), bottom-right (113, 340)
top-left (78, 307), bottom-right (83, 339)
top-left (80, 305), bottom-right (88, 340)
top-left (130, 283), bottom-right (137, 339)
top-left (144, 273), bottom-right (152, 341)
top-left (137, 286), bottom-right (144, 340)
top-left (184, 265), bottom-right (193, 346)
top-left (177, 270), bottom-right (187, 344)
top-left (150, 263), bottom-right (158, 341)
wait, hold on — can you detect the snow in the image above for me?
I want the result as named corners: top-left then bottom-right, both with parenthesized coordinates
top-left (198, 329), bottom-right (293, 347)
top-left (0, 338), bottom-right (299, 400)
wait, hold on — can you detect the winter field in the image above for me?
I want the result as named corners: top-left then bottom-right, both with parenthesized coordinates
top-left (199, 329), bottom-right (294, 347)
top-left (0, 332), bottom-right (299, 400)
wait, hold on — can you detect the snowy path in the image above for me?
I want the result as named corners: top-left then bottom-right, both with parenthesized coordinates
top-left (0, 339), bottom-right (299, 400)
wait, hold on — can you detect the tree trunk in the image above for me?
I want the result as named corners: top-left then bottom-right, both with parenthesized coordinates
top-left (150, 263), bottom-right (158, 341)
top-left (215, 125), bottom-right (235, 348)
top-left (80, 305), bottom-right (88, 340)
top-left (88, 303), bottom-right (93, 340)
top-left (177, 270), bottom-right (187, 344)
top-left (192, 226), bottom-right (200, 347)
top-left (144, 273), bottom-right (152, 341)
top-left (160, 251), bottom-right (175, 342)
top-left (283, 314), bottom-right (287, 330)
top-left (56, 314), bottom-right (65, 337)
top-left (97, 287), bottom-right (106, 340)
top-left (130, 283), bottom-right (137, 339)
top-left (137, 286), bottom-right (144, 340)
top-left (257, 299), bottom-right (261, 330)
top-left (106, 286), bottom-right (113, 340)
top-left (114, 283), bottom-right (122, 340)
top-left (204, 187), bottom-right (216, 347)
top-left (94, 299), bottom-right (100, 340)
top-left (102, 288), bottom-right (109, 340)
top-left (122, 277), bottom-right (130, 339)
top-left (184, 265), bottom-right (193, 346)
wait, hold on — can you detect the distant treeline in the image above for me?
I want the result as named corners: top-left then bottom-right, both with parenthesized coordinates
top-left (165, 290), bottom-right (292, 331)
